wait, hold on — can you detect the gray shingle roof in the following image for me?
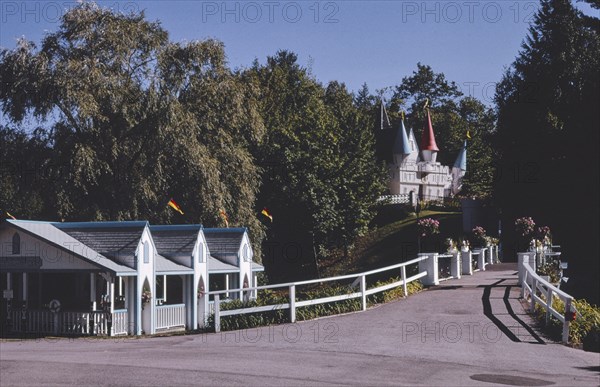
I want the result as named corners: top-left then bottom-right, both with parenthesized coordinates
top-left (55, 221), bottom-right (146, 269)
top-left (5, 220), bottom-right (136, 275)
top-left (203, 228), bottom-right (245, 258)
top-left (149, 225), bottom-right (201, 259)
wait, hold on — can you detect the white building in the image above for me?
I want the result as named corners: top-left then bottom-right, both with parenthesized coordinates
top-left (388, 109), bottom-right (467, 201)
top-left (0, 220), bottom-right (263, 337)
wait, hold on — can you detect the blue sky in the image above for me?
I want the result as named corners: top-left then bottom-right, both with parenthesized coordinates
top-left (1, 1), bottom-right (597, 105)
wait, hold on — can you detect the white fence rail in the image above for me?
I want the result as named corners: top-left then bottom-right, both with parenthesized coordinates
top-left (519, 252), bottom-right (574, 343)
top-left (210, 255), bottom-right (436, 332)
top-left (155, 304), bottom-right (186, 331)
top-left (6, 310), bottom-right (119, 336)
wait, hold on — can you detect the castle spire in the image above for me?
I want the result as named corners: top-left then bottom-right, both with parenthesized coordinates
top-left (421, 109), bottom-right (439, 151)
top-left (393, 118), bottom-right (411, 155)
top-left (453, 140), bottom-right (467, 171)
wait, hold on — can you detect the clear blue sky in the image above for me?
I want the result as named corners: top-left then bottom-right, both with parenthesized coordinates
top-left (1, 1), bottom-right (597, 105)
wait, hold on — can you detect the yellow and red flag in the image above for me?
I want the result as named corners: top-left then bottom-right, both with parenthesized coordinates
top-left (167, 198), bottom-right (184, 215)
top-left (6, 211), bottom-right (16, 220)
top-left (219, 209), bottom-right (229, 228)
top-left (466, 130), bottom-right (472, 139)
top-left (261, 208), bottom-right (273, 222)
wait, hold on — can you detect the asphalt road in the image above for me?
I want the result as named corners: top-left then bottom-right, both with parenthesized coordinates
top-left (1, 264), bottom-right (598, 386)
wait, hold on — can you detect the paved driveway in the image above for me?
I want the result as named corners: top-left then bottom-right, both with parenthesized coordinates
top-left (1, 264), bottom-right (598, 386)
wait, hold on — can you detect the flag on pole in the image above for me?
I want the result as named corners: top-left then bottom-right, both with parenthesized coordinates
top-left (261, 208), bottom-right (273, 222)
top-left (167, 198), bottom-right (184, 215)
top-left (466, 130), bottom-right (472, 139)
top-left (6, 211), bottom-right (16, 220)
top-left (219, 209), bottom-right (229, 228)
top-left (423, 98), bottom-right (429, 110)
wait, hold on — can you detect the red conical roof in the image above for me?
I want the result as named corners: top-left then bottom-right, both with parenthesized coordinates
top-left (421, 110), bottom-right (439, 151)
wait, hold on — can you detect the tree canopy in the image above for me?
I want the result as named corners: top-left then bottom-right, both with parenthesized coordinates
top-left (494, 0), bottom-right (599, 303)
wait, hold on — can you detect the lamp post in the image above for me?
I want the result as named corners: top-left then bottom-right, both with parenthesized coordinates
top-left (411, 191), bottom-right (421, 254)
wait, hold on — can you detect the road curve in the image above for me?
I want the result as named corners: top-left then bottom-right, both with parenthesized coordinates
top-left (1, 264), bottom-right (598, 386)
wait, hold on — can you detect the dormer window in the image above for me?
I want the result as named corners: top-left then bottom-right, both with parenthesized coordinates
top-left (243, 245), bottom-right (250, 262)
top-left (12, 232), bottom-right (20, 255)
top-left (143, 242), bottom-right (149, 264)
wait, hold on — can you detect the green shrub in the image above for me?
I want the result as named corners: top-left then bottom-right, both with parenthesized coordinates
top-left (367, 277), bottom-right (423, 305)
top-left (529, 293), bottom-right (600, 351)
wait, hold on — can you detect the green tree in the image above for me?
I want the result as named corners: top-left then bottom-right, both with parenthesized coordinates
top-left (247, 52), bottom-right (385, 279)
top-left (495, 0), bottom-right (599, 303)
top-left (0, 3), bottom-right (265, 254)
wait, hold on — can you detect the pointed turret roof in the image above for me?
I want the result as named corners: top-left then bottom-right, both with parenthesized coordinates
top-left (420, 109), bottom-right (439, 151)
top-left (453, 140), bottom-right (467, 170)
top-left (393, 119), bottom-right (411, 155)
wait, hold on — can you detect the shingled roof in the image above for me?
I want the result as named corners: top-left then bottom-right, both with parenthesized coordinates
top-left (149, 225), bottom-right (202, 259)
top-left (55, 221), bottom-right (146, 268)
top-left (203, 228), bottom-right (245, 258)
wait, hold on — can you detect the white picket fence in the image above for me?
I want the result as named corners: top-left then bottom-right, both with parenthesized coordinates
top-left (155, 304), bottom-right (186, 331)
top-left (518, 252), bottom-right (574, 343)
top-left (7, 310), bottom-right (118, 336)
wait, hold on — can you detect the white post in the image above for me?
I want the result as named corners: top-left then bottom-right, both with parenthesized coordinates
top-left (418, 253), bottom-right (439, 286)
top-left (530, 277), bottom-right (537, 313)
top-left (289, 285), bottom-right (296, 322)
top-left (545, 287), bottom-right (553, 326)
top-left (225, 274), bottom-right (229, 299)
top-left (562, 298), bottom-right (572, 343)
top-left (214, 294), bottom-right (221, 333)
top-left (487, 247), bottom-right (494, 265)
top-left (475, 249), bottom-right (485, 271)
top-left (450, 252), bottom-right (461, 279)
top-left (360, 275), bottom-right (367, 311)
top-left (461, 251), bottom-right (473, 275)
top-left (109, 277), bottom-right (115, 336)
top-left (518, 252), bottom-right (532, 284)
top-left (401, 266), bottom-right (408, 297)
top-left (162, 275), bottom-right (167, 303)
top-left (90, 273), bottom-right (96, 311)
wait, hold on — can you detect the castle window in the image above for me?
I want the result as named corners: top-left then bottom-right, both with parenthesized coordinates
top-left (12, 233), bottom-right (20, 255)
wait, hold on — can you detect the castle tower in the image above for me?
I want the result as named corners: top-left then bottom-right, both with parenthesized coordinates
top-left (451, 140), bottom-right (467, 195)
top-left (420, 109), bottom-right (439, 162)
top-left (392, 118), bottom-right (412, 165)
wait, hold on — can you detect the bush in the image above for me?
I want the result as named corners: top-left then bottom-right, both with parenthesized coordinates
top-left (367, 277), bottom-right (424, 305)
top-left (531, 294), bottom-right (600, 351)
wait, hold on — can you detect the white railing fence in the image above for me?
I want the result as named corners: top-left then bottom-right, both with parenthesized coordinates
top-left (209, 252), bottom-right (491, 333)
top-left (5, 310), bottom-right (129, 336)
top-left (518, 252), bottom-right (574, 343)
top-left (155, 304), bottom-right (186, 331)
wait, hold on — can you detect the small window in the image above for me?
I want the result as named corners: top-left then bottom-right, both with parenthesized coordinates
top-left (243, 245), bottom-right (249, 262)
top-left (12, 233), bottom-right (20, 255)
top-left (143, 242), bottom-right (149, 264)
top-left (198, 243), bottom-right (204, 263)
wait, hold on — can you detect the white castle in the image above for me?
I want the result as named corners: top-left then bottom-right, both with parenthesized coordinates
top-left (388, 109), bottom-right (467, 201)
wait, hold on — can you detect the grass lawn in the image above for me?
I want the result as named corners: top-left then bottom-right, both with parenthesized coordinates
top-left (321, 210), bottom-right (463, 277)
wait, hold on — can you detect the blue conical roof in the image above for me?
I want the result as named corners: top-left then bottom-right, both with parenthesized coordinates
top-left (393, 119), bottom-right (411, 155)
top-left (453, 140), bottom-right (467, 170)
